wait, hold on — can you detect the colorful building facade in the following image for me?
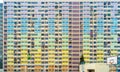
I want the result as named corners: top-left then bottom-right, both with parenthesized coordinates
top-left (3, 0), bottom-right (120, 72)
top-left (0, 3), bottom-right (3, 69)
top-left (4, 0), bottom-right (80, 72)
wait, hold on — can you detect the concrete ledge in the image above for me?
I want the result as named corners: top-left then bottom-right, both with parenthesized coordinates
top-left (0, 69), bottom-right (3, 72)
top-left (79, 63), bottom-right (109, 72)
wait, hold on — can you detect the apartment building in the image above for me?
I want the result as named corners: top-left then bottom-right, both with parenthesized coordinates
top-left (3, 0), bottom-right (120, 72)
top-left (4, 0), bottom-right (81, 72)
top-left (0, 3), bottom-right (3, 70)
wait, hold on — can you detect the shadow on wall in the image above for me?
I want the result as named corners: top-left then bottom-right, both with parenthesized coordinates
top-left (87, 69), bottom-right (95, 72)
top-left (0, 59), bottom-right (2, 69)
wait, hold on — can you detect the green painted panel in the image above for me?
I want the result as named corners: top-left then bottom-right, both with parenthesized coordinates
top-left (7, 46), bottom-right (14, 49)
top-left (49, 35), bottom-right (55, 37)
top-left (97, 47), bottom-right (104, 49)
top-left (97, 39), bottom-right (103, 41)
top-left (48, 43), bottom-right (55, 45)
top-left (48, 39), bottom-right (54, 41)
top-left (83, 35), bottom-right (90, 37)
top-left (35, 42), bottom-right (39, 45)
top-left (21, 47), bottom-right (27, 49)
top-left (49, 46), bottom-right (55, 49)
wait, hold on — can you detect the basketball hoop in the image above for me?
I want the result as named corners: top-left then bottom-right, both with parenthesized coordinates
top-left (109, 59), bottom-right (114, 65)
top-left (109, 62), bottom-right (113, 65)
top-left (107, 56), bottom-right (117, 65)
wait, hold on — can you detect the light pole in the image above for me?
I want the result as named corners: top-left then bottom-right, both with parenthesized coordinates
top-left (107, 49), bottom-right (111, 72)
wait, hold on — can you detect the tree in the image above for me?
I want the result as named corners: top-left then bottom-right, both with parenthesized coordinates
top-left (80, 54), bottom-right (85, 64)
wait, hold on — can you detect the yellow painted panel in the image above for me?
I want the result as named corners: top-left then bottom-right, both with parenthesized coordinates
top-left (83, 51), bottom-right (90, 52)
top-left (21, 59), bottom-right (27, 61)
top-left (34, 61), bottom-right (41, 63)
top-left (7, 59), bottom-right (13, 61)
top-left (7, 61), bottom-right (14, 65)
